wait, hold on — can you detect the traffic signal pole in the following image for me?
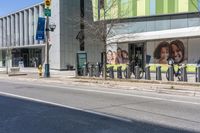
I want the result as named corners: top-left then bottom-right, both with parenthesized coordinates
top-left (44, 16), bottom-right (50, 77)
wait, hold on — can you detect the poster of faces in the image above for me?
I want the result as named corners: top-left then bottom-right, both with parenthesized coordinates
top-left (107, 44), bottom-right (129, 65)
top-left (153, 39), bottom-right (188, 64)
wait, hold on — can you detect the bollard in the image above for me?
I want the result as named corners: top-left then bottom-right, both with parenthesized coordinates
top-left (95, 62), bottom-right (100, 77)
top-left (88, 64), bottom-right (94, 77)
top-left (109, 66), bottom-right (114, 79)
top-left (135, 66), bottom-right (140, 79)
top-left (156, 66), bottom-right (162, 80)
top-left (82, 62), bottom-right (88, 76)
top-left (145, 65), bottom-right (151, 80)
top-left (168, 66), bottom-right (174, 81)
top-left (117, 66), bottom-right (122, 79)
top-left (196, 66), bottom-right (200, 82)
top-left (181, 64), bottom-right (187, 82)
top-left (124, 64), bottom-right (131, 79)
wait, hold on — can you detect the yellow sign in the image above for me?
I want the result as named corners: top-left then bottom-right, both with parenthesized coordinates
top-left (45, 0), bottom-right (51, 8)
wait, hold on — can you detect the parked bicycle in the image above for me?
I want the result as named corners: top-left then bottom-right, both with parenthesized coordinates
top-left (123, 59), bottom-right (144, 79)
top-left (166, 58), bottom-right (182, 81)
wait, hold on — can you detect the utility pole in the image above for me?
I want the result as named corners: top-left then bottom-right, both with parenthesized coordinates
top-left (44, 0), bottom-right (51, 77)
top-left (44, 16), bottom-right (50, 77)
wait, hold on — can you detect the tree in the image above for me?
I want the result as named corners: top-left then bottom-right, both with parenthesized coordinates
top-left (75, 0), bottom-right (127, 79)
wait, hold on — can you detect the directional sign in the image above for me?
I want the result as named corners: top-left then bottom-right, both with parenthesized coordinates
top-left (44, 8), bottom-right (51, 17)
top-left (36, 17), bottom-right (46, 40)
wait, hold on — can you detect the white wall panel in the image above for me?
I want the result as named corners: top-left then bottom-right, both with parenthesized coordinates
top-left (19, 12), bottom-right (24, 46)
top-left (0, 19), bottom-right (2, 47)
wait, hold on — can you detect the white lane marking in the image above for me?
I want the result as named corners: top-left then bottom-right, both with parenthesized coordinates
top-left (0, 91), bottom-right (132, 123)
top-left (1, 79), bottom-right (200, 105)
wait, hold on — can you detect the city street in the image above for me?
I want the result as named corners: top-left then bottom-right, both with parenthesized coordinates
top-left (0, 79), bottom-right (200, 133)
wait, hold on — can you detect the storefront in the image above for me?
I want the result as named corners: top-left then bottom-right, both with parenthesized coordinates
top-left (0, 48), bottom-right (42, 68)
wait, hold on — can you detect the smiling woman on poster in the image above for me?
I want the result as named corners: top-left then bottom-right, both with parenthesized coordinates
top-left (169, 40), bottom-right (185, 64)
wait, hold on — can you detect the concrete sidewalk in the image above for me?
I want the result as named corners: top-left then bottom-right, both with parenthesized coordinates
top-left (0, 67), bottom-right (200, 97)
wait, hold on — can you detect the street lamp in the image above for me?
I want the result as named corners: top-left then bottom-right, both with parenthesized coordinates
top-left (44, 19), bottom-right (56, 78)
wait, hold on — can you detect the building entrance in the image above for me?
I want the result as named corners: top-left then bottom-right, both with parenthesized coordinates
top-left (129, 43), bottom-right (145, 69)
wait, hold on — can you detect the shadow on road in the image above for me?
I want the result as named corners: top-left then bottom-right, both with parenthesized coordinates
top-left (0, 95), bottom-right (197, 133)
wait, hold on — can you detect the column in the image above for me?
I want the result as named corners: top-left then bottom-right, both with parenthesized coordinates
top-left (19, 12), bottom-right (24, 46)
top-left (29, 8), bottom-right (33, 45)
top-left (0, 19), bottom-right (2, 47)
top-left (24, 10), bottom-right (28, 46)
top-left (3, 18), bottom-right (6, 47)
top-left (6, 17), bottom-right (11, 47)
top-left (15, 13), bottom-right (20, 46)
top-left (11, 15), bottom-right (15, 46)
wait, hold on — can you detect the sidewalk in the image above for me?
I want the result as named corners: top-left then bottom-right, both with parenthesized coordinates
top-left (0, 67), bottom-right (200, 97)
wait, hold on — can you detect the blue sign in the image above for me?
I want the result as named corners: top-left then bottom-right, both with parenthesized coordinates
top-left (36, 17), bottom-right (46, 40)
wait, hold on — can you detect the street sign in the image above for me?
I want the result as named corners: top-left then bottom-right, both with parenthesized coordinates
top-left (44, 8), bottom-right (51, 17)
top-left (45, 0), bottom-right (51, 8)
top-left (36, 17), bottom-right (46, 40)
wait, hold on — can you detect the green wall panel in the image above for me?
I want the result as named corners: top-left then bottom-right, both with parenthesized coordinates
top-left (92, 0), bottom-right (199, 21)
top-left (156, 0), bottom-right (164, 15)
top-left (189, 0), bottom-right (198, 12)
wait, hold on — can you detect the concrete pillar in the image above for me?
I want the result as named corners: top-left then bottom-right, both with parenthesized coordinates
top-left (0, 19), bottom-right (2, 47)
top-left (11, 15), bottom-right (15, 46)
top-left (15, 13), bottom-right (20, 46)
top-left (19, 12), bottom-right (24, 46)
top-left (29, 9), bottom-right (33, 45)
top-left (3, 18), bottom-right (6, 47)
top-left (6, 16), bottom-right (11, 47)
top-left (24, 10), bottom-right (28, 45)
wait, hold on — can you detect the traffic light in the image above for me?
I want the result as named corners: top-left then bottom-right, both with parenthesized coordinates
top-left (45, 0), bottom-right (51, 8)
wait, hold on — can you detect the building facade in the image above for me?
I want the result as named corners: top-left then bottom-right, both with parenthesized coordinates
top-left (92, 0), bottom-right (200, 69)
top-left (0, 0), bottom-right (103, 70)
top-left (0, 3), bottom-right (46, 68)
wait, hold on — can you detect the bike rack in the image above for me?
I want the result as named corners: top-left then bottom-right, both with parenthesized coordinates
top-left (117, 66), bottom-right (122, 79)
top-left (156, 66), bottom-right (162, 80)
top-left (145, 65), bottom-right (151, 80)
top-left (135, 66), bottom-right (140, 79)
top-left (196, 66), bottom-right (200, 82)
top-left (168, 66), bottom-right (174, 81)
top-left (181, 65), bottom-right (187, 82)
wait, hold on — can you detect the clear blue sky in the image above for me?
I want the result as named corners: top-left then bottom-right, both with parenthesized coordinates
top-left (0, 0), bottom-right (42, 17)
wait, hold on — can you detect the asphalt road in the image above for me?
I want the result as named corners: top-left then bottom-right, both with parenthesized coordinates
top-left (0, 79), bottom-right (200, 133)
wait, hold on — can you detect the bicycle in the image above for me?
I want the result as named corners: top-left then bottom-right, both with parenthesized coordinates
top-left (166, 58), bottom-right (182, 81)
top-left (123, 60), bottom-right (144, 79)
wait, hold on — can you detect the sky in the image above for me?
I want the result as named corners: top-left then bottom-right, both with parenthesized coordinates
top-left (0, 0), bottom-right (42, 17)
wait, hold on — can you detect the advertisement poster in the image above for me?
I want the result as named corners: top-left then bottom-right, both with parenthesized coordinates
top-left (106, 44), bottom-right (129, 65)
top-left (153, 39), bottom-right (188, 64)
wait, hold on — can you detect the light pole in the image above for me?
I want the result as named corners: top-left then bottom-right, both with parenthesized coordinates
top-left (44, 17), bottom-right (56, 78)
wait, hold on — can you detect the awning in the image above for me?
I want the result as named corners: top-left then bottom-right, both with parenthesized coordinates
top-left (107, 26), bottom-right (200, 44)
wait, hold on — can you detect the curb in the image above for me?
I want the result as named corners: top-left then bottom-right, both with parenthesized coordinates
top-left (75, 76), bottom-right (200, 87)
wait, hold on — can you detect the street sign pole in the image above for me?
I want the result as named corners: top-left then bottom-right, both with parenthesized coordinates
top-left (44, 16), bottom-right (50, 77)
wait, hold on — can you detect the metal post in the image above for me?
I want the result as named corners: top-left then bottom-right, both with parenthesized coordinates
top-left (181, 65), bottom-right (187, 82)
top-left (168, 66), bottom-right (174, 81)
top-left (95, 62), bottom-right (100, 77)
top-left (135, 66), bottom-right (140, 79)
top-left (145, 65), bottom-right (151, 80)
top-left (125, 64), bottom-right (131, 79)
top-left (44, 16), bottom-right (50, 77)
top-left (89, 64), bottom-right (94, 77)
top-left (109, 66), bottom-right (114, 79)
top-left (117, 66), bottom-right (122, 79)
top-left (196, 66), bottom-right (200, 82)
top-left (156, 66), bottom-right (162, 80)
